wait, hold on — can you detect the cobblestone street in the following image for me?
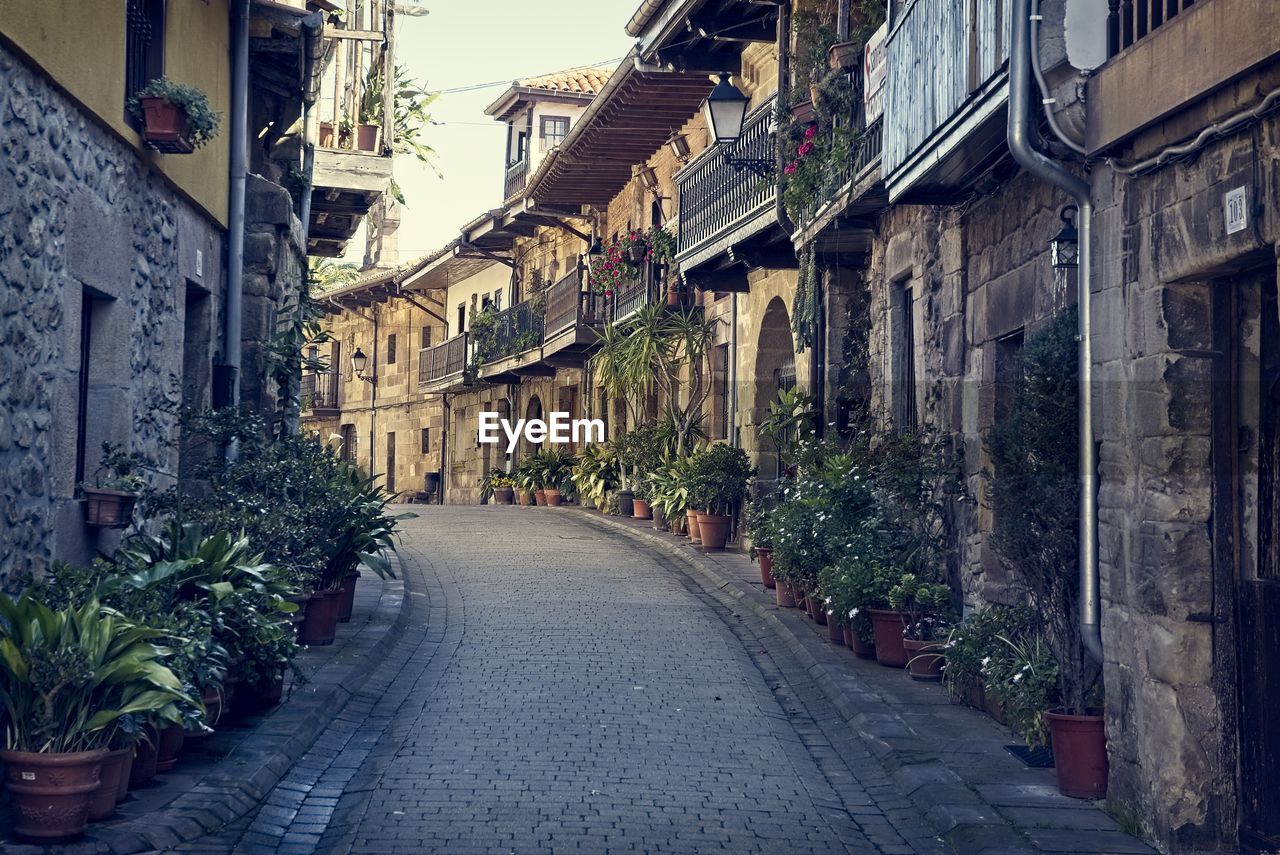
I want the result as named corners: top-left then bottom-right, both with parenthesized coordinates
top-left (186, 507), bottom-right (951, 854)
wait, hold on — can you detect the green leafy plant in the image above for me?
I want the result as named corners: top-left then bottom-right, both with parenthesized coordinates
top-left (757, 387), bottom-right (817, 472)
top-left (90, 441), bottom-right (148, 493)
top-left (942, 605), bottom-right (1041, 701)
top-left (0, 594), bottom-right (189, 753)
top-left (887, 573), bottom-right (954, 640)
top-left (127, 77), bottom-right (222, 149)
top-left (571, 444), bottom-right (618, 508)
top-left (687, 444), bottom-right (756, 516)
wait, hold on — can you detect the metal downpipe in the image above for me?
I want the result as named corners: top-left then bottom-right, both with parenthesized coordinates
top-left (224, 0), bottom-right (250, 457)
top-left (1008, 0), bottom-right (1103, 663)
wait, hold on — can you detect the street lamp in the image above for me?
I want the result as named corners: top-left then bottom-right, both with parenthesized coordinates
top-left (351, 347), bottom-right (374, 382)
top-left (666, 130), bottom-right (691, 164)
top-left (701, 73), bottom-right (773, 177)
top-left (1051, 206), bottom-right (1079, 269)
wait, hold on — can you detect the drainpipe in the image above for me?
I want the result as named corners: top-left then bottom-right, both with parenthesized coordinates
top-left (1008, 0), bottom-right (1102, 663)
top-left (369, 307), bottom-right (379, 477)
top-left (729, 292), bottom-right (739, 447)
top-left (773, 0), bottom-right (795, 237)
top-left (223, 0), bottom-right (250, 458)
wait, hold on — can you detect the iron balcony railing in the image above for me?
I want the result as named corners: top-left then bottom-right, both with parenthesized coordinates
top-left (419, 332), bottom-right (469, 385)
top-left (544, 268), bottom-right (602, 339)
top-left (504, 158), bottom-right (529, 200)
top-left (480, 300), bottom-right (545, 363)
top-left (610, 259), bottom-right (667, 324)
top-left (1107, 0), bottom-right (1201, 57)
top-left (677, 95), bottom-right (777, 259)
top-left (300, 371), bottom-right (339, 411)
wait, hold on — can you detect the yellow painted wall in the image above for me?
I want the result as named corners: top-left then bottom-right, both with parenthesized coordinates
top-left (0, 0), bottom-right (231, 225)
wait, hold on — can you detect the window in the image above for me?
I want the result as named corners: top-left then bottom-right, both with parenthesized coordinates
top-left (493, 290), bottom-right (503, 311)
top-left (420, 427), bottom-right (431, 454)
top-left (515, 130), bottom-right (528, 162)
top-left (712, 344), bottom-right (730, 440)
top-left (386, 333), bottom-right (397, 365)
top-left (457, 304), bottom-right (465, 334)
top-left (420, 326), bottom-right (432, 349)
top-left (385, 432), bottom-right (396, 494)
top-left (540, 116), bottom-right (569, 150)
top-left (125, 0), bottom-right (166, 122)
top-left (892, 281), bottom-right (918, 431)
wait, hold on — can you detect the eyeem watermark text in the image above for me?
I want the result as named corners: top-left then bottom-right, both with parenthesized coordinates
top-left (478, 412), bottom-right (605, 453)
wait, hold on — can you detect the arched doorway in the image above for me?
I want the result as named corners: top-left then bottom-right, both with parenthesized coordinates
top-left (754, 297), bottom-right (796, 482)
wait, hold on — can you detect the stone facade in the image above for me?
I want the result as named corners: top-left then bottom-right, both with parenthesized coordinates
top-left (0, 41), bottom-right (225, 586)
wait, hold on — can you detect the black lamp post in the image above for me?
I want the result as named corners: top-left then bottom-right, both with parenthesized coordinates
top-left (701, 74), bottom-right (773, 177)
top-left (351, 347), bottom-right (374, 383)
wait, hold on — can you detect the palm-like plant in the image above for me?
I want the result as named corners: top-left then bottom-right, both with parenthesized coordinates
top-left (0, 594), bottom-right (189, 754)
top-left (571, 444), bottom-right (618, 507)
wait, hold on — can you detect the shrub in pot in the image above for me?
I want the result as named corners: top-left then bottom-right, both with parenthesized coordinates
top-left (481, 468), bottom-right (516, 505)
top-left (0, 595), bottom-right (188, 840)
top-left (987, 308), bottom-right (1105, 797)
top-left (126, 77), bottom-right (221, 154)
top-left (81, 442), bottom-right (147, 528)
top-left (686, 445), bottom-right (756, 550)
top-left (747, 501), bottom-right (777, 589)
top-left (888, 574), bottom-right (953, 681)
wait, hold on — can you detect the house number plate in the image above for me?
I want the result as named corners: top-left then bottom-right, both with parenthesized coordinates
top-left (1226, 186), bottom-right (1248, 235)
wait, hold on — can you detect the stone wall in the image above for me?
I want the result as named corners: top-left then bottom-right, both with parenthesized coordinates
top-left (0, 41), bottom-right (224, 586)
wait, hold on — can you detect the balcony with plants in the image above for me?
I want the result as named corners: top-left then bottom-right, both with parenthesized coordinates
top-left (472, 290), bottom-right (548, 383)
top-left (781, 3), bottom-right (888, 249)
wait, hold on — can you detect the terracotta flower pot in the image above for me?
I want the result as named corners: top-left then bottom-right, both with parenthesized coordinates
top-left (114, 750), bottom-right (133, 806)
top-left (319, 121), bottom-right (336, 147)
top-left (827, 615), bottom-right (845, 645)
top-left (1, 748), bottom-right (108, 840)
top-left (633, 499), bottom-right (653, 520)
top-left (616, 489), bottom-right (634, 516)
top-left (298, 589), bottom-right (343, 646)
top-left (966, 682), bottom-right (987, 711)
top-left (495, 486), bottom-right (515, 505)
top-left (355, 123), bottom-right (381, 152)
top-left (544, 488), bottom-right (563, 506)
top-left (775, 580), bottom-right (797, 608)
top-left (83, 487), bottom-right (137, 528)
top-left (756, 547), bottom-right (776, 589)
top-left (788, 582), bottom-right (807, 609)
top-left (534, 489), bottom-right (547, 506)
top-left (867, 608), bottom-right (910, 667)
top-left (652, 506), bottom-right (667, 530)
top-left (287, 593), bottom-right (309, 627)
top-left (698, 513), bottom-right (732, 550)
top-left (234, 671), bottom-right (285, 716)
top-left (86, 747), bottom-right (130, 821)
top-left (1046, 709), bottom-right (1109, 799)
top-left (850, 628), bottom-right (877, 660)
top-left (338, 569), bottom-right (360, 622)
top-left (129, 731), bottom-right (159, 789)
top-left (667, 286), bottom-right (681, 307)
top-left (903, 638), bottom-right (946, 682)
top-left (843, 625), bottom-right (856, 649)
top-left (687, 510), bottom-right (702, 543)
top-left (155, 723), bottom-right (184, 773)
top-left (138, 96), bottom-right (195, 153)
top-left (828, 40), bottom-right (861, 71)
top-left (790, 99), bottom-right (816, 125)
top-left (808, 596), bottom-right (829, 625)
top-left (518, 491), bottom-right (532, 506)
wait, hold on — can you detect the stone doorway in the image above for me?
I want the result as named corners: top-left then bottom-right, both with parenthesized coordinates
top-left (1211, 265), bottom-right (1280, 852)
top-left (753, 297), bottom-right (796, 483)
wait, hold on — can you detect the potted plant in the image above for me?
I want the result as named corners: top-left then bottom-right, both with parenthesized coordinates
top-left (127, 77), bottom-right (222, 154)
top-left (987, 308), bottom-right (1105, 798)
top-left (0, 594), bottom-right (188, 840)
top-left (632, 474), bottom-right (654, 520)
top-left (747, 501), bottom-right (777, 589)
top-left (482, 468), bottom-right (516, 505)
top-left (82, 442), bottom-right (146, 528)
top-left (888, 574), bottom-right (953, 681)
top-left (687, 445), bottom-right (754, 551)
top-left (533, 448), bottom-right (574, 507)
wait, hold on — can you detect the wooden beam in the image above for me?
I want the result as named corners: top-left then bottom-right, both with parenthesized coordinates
top-left (684, 268), bottom-right (751, 292)
top-left (322, 26), bottom-right (384, 41)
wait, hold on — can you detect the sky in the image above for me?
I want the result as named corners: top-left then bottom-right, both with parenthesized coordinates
top-left (352, 0), bottom-right (639, 264)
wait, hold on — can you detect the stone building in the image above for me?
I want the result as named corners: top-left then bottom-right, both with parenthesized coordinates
top-left (0, 0), bottom-right (391, 585)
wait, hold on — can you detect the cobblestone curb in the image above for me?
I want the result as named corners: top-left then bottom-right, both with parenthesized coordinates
top-left (2, 563), bottom-right (410, 855)
top-left (570, 509), bottom-right (1155, 855)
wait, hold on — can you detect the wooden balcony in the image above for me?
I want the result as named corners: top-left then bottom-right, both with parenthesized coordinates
top-left (676, 95), bottom-right (778, 270)
top-left (1107, 0), bottom-right (1199, 57)
top-left (300, 371), bottom-right (340, 417)
top-left (478, 301), bottom-right (552, 383)
top-left (609, 259), bottom-right (668, 325)
top-left (308, 0), bottom-right (395, 256)
top-left (503, 159), bottom-right (529, 201)
top-left (418, 333), bottom-right (472, 393)
top-left (542, 268), bottom-right (604, 365)
top-left (882, 0), bottom-right (1012, 202)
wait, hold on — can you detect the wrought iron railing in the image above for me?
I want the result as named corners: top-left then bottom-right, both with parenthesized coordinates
top-left (1107, 0), bottom-right (1201, 57)
top-left (300, 371), bottom-right (339, 411)
top-left (543, 268), bottom-right (603, 339)
top-left (419, 332), bottom-right (469, 385)
top-left (504, 159), bottom-right (529, 200)
top-left (610, 260), bottom-right (666, 324)
top-left (677, 95), bottom-right (777, 258)
top-left (480, 300), bottom-right (545, 363)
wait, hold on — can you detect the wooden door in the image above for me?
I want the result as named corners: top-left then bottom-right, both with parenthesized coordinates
top-left (1217, 269), bottom-right (1280, 851)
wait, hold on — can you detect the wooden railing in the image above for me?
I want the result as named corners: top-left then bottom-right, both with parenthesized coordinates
top-left (317, 0), bottom-right (394, 156)
top-left (610, 260), bottom-right (666, 324)
top-left (419, 333), bottom-right (469, 385)
top-left (677, 95), bottom-right (777, 258)
top-left (544, 268), bottom-right (602, 339)
top-left (504, 159), bottom-right (529, 200)
top-left (882, 0), bottom-right (1011, 180)
top-left (300, 371), bottom-right (339, 411)
top-left (480, 300), bottom-right (545, 362)
top-left (1107, 0), bottom-right (1199, 56)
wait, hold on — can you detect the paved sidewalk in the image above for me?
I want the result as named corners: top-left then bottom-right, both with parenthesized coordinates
top-left (574, 507), bottom-right (1156, 855)
top-left (0, 562), bottom-right (407, 855)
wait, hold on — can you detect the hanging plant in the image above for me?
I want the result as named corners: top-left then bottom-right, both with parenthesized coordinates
top-left (792, 244), bottom-right (819, 352)
top-left (588, 235), bottom-right (641, 296)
